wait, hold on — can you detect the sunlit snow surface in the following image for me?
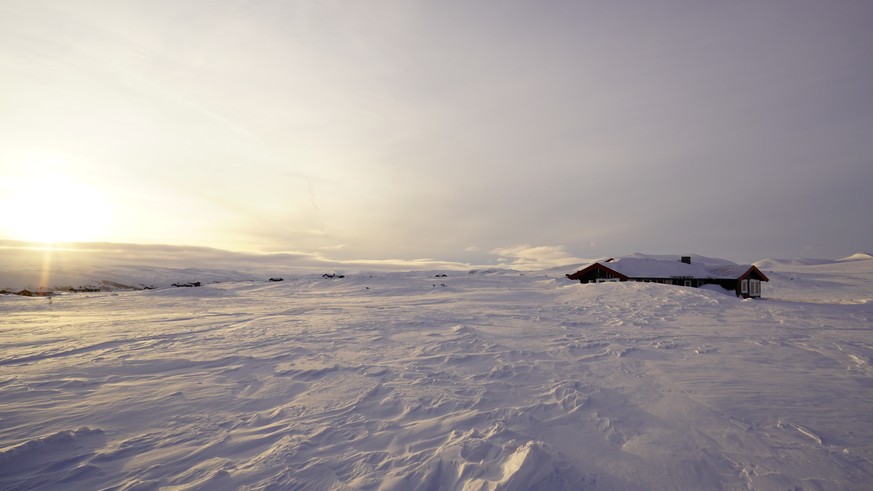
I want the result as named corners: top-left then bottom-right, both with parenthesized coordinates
top-left (2, 259), bottom-right (872, 490)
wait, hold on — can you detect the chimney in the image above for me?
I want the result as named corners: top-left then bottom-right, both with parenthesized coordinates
top-left (681, 256), bottom-right (691, 264)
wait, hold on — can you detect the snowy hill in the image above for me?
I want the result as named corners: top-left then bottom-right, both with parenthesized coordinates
top-left (1, 260), bottom-right (872, 489)
top-left (755, 252), bottom-right (873, 269)
top-left (838, 252), bottom-right (873, 262)
top-left (754, 253), bottom-right (873, 304)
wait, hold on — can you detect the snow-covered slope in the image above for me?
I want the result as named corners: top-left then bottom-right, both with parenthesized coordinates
top-left (838, 253), bottom-right (873, 262)
top-left (755, 253), bottom-right (873, 304)
top-left (1, 261), bottom-right (872, 489)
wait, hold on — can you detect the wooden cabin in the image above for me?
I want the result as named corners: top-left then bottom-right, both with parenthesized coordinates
top-left (566, 255), bottom-right (769, 298)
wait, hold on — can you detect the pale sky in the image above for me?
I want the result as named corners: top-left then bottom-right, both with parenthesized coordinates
top-left (2, 0), bottom-right (872, 268)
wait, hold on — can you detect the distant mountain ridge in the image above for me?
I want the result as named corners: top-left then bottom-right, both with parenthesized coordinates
top-left (755, 252), bottom-right (873, 270)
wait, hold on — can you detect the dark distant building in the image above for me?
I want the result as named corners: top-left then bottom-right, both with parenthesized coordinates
top-left (16, 288), bottom-right (54, 297)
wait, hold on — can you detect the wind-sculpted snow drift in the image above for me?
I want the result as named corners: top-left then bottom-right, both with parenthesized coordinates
top-left (1, 258), bottom-right (872, 489)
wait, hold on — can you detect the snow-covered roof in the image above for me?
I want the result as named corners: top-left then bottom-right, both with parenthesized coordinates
top-left (576, 255), bottom-right (760, 280)
top-left (605, 257), bottom-right (710, 278)
top-left (704, 264), bottom-right (758, 279)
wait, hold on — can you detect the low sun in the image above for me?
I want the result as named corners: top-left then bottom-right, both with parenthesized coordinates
top-left (0, 172), bottom-right (112, 244)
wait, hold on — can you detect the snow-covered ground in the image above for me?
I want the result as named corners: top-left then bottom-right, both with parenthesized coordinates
top-left (1, 256), bottom-right (872, 489)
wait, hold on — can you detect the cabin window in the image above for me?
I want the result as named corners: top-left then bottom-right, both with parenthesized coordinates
top-left (741, 280), bottom-right (749, 294)
top-left (684, 280), bottom-right (692, 287)
top-left (749, 279), bottom-right (761, 296)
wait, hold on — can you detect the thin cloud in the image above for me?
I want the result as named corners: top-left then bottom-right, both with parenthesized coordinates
top-left (490, 244), bottom-right (586, 270)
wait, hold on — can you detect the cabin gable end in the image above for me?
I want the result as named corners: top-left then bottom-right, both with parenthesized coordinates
top-left (566, 263), bottom-right (629, 283)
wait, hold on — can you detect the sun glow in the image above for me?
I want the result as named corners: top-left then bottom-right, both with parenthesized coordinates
top-left (0, 166), bottom-right (113, 244)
